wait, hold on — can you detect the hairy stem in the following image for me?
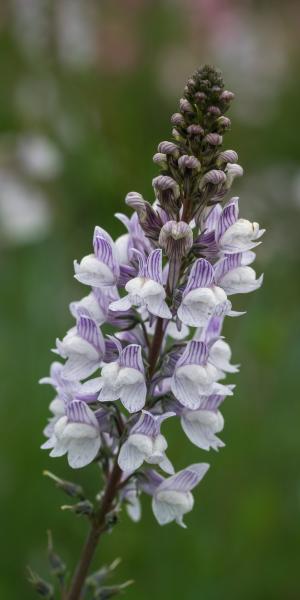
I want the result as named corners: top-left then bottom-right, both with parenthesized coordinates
top-left (66, 461), bottom-right (122, 600)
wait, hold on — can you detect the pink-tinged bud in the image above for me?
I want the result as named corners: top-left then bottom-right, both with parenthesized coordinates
top-left (216, 150), bottom-right (238, 166)
top-left (158, 141), bottom-right (180, 157)
top-left (204, 133), bottom-right (223, 146)
top-left (186, 77), bottom-right (196, 91)
top-left (217, 116), bottom-right (231, 132)
top-left (152, 176), bottom-right (180, 199)
top-left (159, 220), bottom-right (193, 259)
top-left (194, 91), bottom-right (206, 104)
top-left (187, 124), bottom-right (204, 137)
top-left (171, 112), bottom-right (185, 127)
top-left (153, 152), bottom-right (167, 167)
top-left (207, 106), bottom-right (221, 117)
top-left (199, 169), bottom-right (227, 189)
top-left (220, 90), bottom-right (235, 103)
top-left (178, 155), bottom-right (201, 172)
top-left (179, 98), bottom-right (194, 114)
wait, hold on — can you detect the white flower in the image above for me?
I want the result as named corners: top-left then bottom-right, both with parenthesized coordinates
top-left (98, 344), bottom-right (147, 413)
top-left (110, 249), bottom-right (171, 319)
top-left (219, 218), bottom-right (264, 254)
top-left (181, 409), bottom-right (225, 451)
top-left (55, 313), bottom-right (105, 380)
top-left (209, 339), bottom-right (239, 374)
top-left (74, 226), bottom-right (119, 288)
top-left (151, 463), bottom-right (210, 527)
top-left (221, 265), bottom-right (263, 295)
top-left (118, 411), bottom-right (174, 474)
top-left (177, 259), bottom-right (228, 328)
top-left (42, 401), bottom-right (101, 469)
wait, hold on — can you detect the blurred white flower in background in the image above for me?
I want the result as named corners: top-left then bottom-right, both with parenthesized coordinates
top-left (0, 170), bottom-right (52, 245)
top-left (11, 0), bottom-right (50, 58)
top-left (55, 0), bottom-right (98, 69)
top-left (0, 132), bottom-right (63, 246)
top-left (16, 135), bottom-right (63, 181)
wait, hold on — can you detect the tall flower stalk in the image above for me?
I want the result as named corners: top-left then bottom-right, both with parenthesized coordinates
top-left (34, 65), bottom-right (264, 599)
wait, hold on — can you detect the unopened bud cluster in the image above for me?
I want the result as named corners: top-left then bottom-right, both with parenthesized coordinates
top-left (40, 65), bottom-right (264, 530)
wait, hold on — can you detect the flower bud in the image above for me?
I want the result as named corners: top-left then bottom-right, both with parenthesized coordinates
top-left (159, 221), bottom-right (193, 259)
top-left (171, 112), bottom-right (185, 127)
top-left (153, 176), bottom-right (181, 218)
top-left (199, 169), bottom-right (227, 189)
top-left (217, 116), bottom-right (231, 132)
top-left (158, 141), bottom-right (179, 157)
top-left (61, 499), bottom-right (94, 516)
top-left (47, 531), bottom-right (66, 580)
top-left (152, 175), bottom-right (180, 199)
top-left (187, 124), bottom-right (204, 137)
top-left (186, 77), bottom-right (196, 92)
top-left (211, 85), bottom-right (222, 94)
top-left (204, 133), bottom-right (223, 146)
top-left (179, 98), bottom-right (194, 114)
top-left (86, 558), bottom-right (122, 589)
top-left (207, 105), bottom-right (221, 117)
top-left (125, 191), bottom-right (145, 211)
top-left (194, 91), bottom-right (206, 104)
top-left (43, 470), bottom-right (85, 499)
top-left (94, 580), bottom-right (134, 599)
top-left (178, 155), bottom-right (201, 172)
top-left (216, 150), bottom-right (238, 167)
top-left (153, 152), bottom-right (167, 168)
top-left (27, 569), bottom-right (54, 598)
top-left (126, 191), bottom-right (163, 240)
top-left (220, 90), bottom-right (235, 103)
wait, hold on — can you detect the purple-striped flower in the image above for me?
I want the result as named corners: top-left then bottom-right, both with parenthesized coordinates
top-left (97, 343), bottom-right (147, 413)
top-left (170, 340), bottom-right (233, 410)
top-left (70, 287), bottom-right (119, 325)
top-left (55, 313), bottom-right (105, 380)
top-left (216, 199), bottom-right (264, 254)
top-left (195, 317), bottom-right (239, 376)
top-left (147, 463), bottom-right (210, 527)
top-left (114, 212), bottom-right (151, 264)
top-left (110, 249), bottom-right (172, 319)
top-left (215, 252), bottom-right (263, 295)
top-left (39, 361), bottom-right (80, 419)
top-left (118, 411), bottom-right (174, 474)
top-left (181, 394), bottom-right (226, 451)
top-left (74, 226), bottom-right (119, 288)
top-left (202, 198), bottom-right (265, 256)
top-left (42, 400), bottom-right (101, 469)
top-left (177, 259), bottom-right (228, 327)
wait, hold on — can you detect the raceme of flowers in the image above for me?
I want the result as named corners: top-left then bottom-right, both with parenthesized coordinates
top-left (41, 65), bottom-right (264, 528)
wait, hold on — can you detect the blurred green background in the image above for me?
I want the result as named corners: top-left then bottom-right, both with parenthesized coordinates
top-left (0, 1), bottom-right (300, 598)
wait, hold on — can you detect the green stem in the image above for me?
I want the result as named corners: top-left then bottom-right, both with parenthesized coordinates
top-left (66, 461), bottom-right (122, 600)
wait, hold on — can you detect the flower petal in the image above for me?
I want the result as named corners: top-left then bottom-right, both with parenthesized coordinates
top-left (67, 436), bottom-right (101, 469)
top-left (118, 439), bottom-right (146, 472)
top-left (185, 259), bottom-right (215, 293)
top-left (120, 381), bottom-right (147, 413)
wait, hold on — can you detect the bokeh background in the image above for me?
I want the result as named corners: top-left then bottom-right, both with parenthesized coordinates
top-left (1, 1), bottom-right (300, 598)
